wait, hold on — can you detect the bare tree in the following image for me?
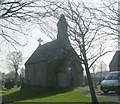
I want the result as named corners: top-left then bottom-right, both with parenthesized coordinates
top-left (86, 0), bottom-right (119, 49)
top-left (1, 0), bottom-right (117, 103)
top-left (7, 51), bottom-right (23, 85)
top-left (0, 0), bottom-right (60, 51)
top-left (68, 2), bottom-right (113, 100)
top-left (29, 1), bottom-right (117, 103)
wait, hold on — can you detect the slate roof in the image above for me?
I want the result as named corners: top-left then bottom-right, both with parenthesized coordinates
top-left (109, 51), bottom-right (120, 67)
top-left (25, 39), bottom-right (80, 65)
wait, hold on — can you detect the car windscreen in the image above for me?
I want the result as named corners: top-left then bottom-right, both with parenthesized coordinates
top-left (105, 73), bottom-right (120, 80)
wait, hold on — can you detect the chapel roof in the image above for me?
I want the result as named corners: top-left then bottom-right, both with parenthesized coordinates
top-left (25, 39), bottom-right (80, 65)
top-left (25, 14), bottom-right (81, 65)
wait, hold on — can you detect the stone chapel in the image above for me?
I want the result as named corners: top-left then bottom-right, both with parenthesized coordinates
top-left (25, 14), bottom-right (84, 89)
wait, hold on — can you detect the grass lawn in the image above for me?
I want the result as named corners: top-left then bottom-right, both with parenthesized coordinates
top-left (2, 87), bottom-right (113, 103)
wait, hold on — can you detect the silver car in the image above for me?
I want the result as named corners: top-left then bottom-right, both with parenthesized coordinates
top-left (100, 71), bottom-right (120, 93)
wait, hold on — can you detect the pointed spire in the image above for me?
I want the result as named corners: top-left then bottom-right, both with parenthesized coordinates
top-left (57, 14), bottom-right (67, 28)
top-left (57, 14), bottom-right (69, 43)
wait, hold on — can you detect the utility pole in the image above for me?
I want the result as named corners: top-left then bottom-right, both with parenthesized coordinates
top-left (118, 1), bottom-right (120, 50)
top-left (92, 65), bottom-right (97, 89)
top-left (100, 63), bottom-right (103, 82)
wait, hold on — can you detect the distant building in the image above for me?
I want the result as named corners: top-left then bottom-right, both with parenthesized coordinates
top-left (109, 51), bottom-right (120, 71)
top-left (91, 71), bottom-right (109, 79)
top-left (25, 14), bottom-right (83, 89)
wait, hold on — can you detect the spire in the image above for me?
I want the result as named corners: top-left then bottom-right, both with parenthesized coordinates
top-left (57, 14), bottom-right (69, 43)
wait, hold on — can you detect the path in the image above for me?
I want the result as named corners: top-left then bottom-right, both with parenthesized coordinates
top-left (86, 91), bottom-right (120, 103)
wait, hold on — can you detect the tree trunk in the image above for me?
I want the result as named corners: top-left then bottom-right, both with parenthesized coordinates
top-left (15, 69), bottom-right (18, 85)
top-left (84, 62), bottom-right (99, 104)
top-left (81, 35), bottom-right (99, 104)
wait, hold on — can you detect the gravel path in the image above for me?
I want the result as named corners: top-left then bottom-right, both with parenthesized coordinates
top-left (86, 91), bottom-right (120, 103)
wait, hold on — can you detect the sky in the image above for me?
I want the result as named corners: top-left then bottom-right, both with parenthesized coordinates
top-left (0, 0), bottom-right (117, 74)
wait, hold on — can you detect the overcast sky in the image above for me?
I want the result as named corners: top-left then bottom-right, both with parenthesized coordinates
top-left (0, 0), bottom-right (117, 73)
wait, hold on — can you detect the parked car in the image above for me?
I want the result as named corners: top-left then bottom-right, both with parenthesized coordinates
top-left (100, 71), bottom-right (120, 93)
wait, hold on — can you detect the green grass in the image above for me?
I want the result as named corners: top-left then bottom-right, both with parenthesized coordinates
top-left (21, 89), bottom-right (91, 102)
top-left (2, 87), bottom-right (91, 103)
top-left (2, 87), bottom-right (114, 103)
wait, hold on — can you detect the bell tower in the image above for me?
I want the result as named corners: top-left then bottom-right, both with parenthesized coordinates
top-left (57, 14), bottom-right (69, 44)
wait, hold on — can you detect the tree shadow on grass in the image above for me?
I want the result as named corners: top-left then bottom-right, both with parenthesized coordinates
top-left (2, 87), bottom-right (73, 104)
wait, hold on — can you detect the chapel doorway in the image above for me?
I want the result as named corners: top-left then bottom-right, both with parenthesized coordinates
top-left (67, 63), bottom-right (77, 87)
